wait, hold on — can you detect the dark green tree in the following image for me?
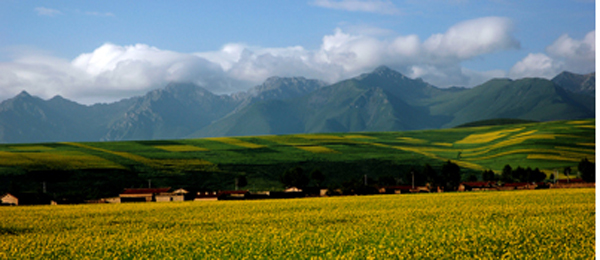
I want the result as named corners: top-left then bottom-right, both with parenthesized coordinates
top-left (281, 166), bottom-right (310, 189)
top-left (467, 173), bottom-right (478, 182)
top-left (578, 158), bottom-right (595, 183)
top-left (377, 175), bottom-right (397, 186)
top-left (423, 164), bottom-right (437, 185)
top-left (501, 164), bottom-right (513, 183)
top-left (530, 168), bottom-right (546, 183)
top-left (441, 160), bottom-right (461, 190)
top-left (310, 169), bottom-right (326, 187)
top-left (482, 170), bottom-right (496, 181)
top-left (236, 175), bottom-right (248, 189)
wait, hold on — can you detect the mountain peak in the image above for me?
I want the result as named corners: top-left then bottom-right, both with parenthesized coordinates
top-left (356, 65), bottom-right (408, 81)
top-left (551, 71), bottom-right (595, 97)
top-left (373, 65), bottom-right (394, 74)
top-left (16, 90), bottom-right (32, 98)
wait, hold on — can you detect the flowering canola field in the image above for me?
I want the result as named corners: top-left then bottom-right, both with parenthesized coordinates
top-left (0, 189), bottom-right (594, 259)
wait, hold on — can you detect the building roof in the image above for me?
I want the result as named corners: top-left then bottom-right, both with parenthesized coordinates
top-left (218, 190), bottom-right (249, 196)
top-left (121, 188), bottom-right (171, 194)
top-left (461, 181), bottom-right (494, 187)
top-left (382, 186), bottom-right (415, 190)
top-left (503, 183), bottom-right (530, 187)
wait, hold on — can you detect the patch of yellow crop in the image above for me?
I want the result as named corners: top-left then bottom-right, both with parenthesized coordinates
top-left (156, 159), bottom-right (213, 171)
top-left (555, 146), bottom-right (595, 154)
top-left (576, 125), bottom-right (595, 129)
top-left (455, 127), bottom-right (524, 144)
top-left (432, 142), bottom-right (453, 147)
top-left (61, 142), bottom-right (213, 170)
top-left (0, 151), bottom-right (34, 165)
top-left (393, 146), bottom-right (485, 171)
top-left (154, 145), bottom-right (208, 152)
top-left (397, 137), bottom-right (427, 144)
top-left (463, 149), bottom-right (537, 161)
top-left (62, 142), bottom-right (161, 167)
top-left (577, 143), bottom-right (595, 147)
top-left (9, 145), bottom-right (54, 151)
top-left (527, 154), bottom-right (582, 162)
top-left (461, 134), bottom-right (556, 157)
top-left (0, 150), bottom-right (123, 169)
top-left (295, 145), bottom-right (338, 153)
top-left (343, 135), bottom-right (376, 139)
top-left (568, 120), bottom-right (592, 124)
top-left (259, 136), bottom-right (312, 146)
top-left (205, 137), bottom-right (264, 149)
top-left (514, 130), bottom-right (537, 137)
top-left (297, 134), bottom-right (346, 141)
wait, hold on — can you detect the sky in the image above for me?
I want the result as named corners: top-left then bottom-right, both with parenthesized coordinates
top-left (0, 0), bottom-right (595, 105)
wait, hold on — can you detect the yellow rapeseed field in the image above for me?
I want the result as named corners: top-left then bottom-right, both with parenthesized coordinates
top-left (0, 189), bottom-right (594, 259)
top-left (154, 145), bottom-right (209, 152)
top-left (205, 137), bottom-right (265, 149)
top-left (295, 145), bottom-right (338, 153)
top-left (455, 127), bottom-right (524, 144)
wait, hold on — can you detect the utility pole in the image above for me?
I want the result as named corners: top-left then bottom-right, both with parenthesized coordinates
top-left (148, 179), bottom-right (151, 188)
top-left (412, 171), bottom-right (415, 189)
top-left (364, 174), bottom-right (367, 186)
top-left (43, 182), bottom-right (46, 193)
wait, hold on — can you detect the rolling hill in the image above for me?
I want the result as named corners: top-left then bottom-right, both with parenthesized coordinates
top-left (0, 119), bottom-right (594, 199)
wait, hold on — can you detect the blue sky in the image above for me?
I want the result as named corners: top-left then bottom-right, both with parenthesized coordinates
top-left (0, 0), bottom-right (595, 104)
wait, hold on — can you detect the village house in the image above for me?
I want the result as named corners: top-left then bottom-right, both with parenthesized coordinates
top-left (458, 181), bottom-right (497, 191)
top-left (1, 193), bottom-right (56, 206)
top-left (1, 193), bottom-right (18, 206)
top-left (119, 188), bottom-right (171, 202)
top-left (379, 186), bottom-right (429, 194)
top-left (217, 190), bottom-right (250, 200)
top-left (155, 188), bottom-right (187, 202)
top-left (194, 191), bottom-right (219, 201)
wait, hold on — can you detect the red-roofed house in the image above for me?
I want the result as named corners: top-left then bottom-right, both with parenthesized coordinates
top-left (458, 181), bottom-right (497, 191)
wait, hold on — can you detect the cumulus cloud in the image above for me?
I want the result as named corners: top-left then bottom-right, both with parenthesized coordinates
top-left (35, 7), bottom-right (62, 17)
top-left (312, 0), bottom-right (400, 14)
top-left (509, 31), bottom-right (595, 79)
top-left (0, 16), bottom-right (529, 104)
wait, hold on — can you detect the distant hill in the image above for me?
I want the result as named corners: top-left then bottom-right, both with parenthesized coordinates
top-left (193, 67), bottom-right (594, 137)
top-left (0, 67), bottom-right (594, 143)
top-left (454, 118), bottom-right (538, 128)
top-left (0, 119), bottom-right (593, 197)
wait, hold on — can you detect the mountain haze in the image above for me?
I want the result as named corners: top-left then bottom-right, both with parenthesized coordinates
top-left (0, 67), bottom-right (594, 143)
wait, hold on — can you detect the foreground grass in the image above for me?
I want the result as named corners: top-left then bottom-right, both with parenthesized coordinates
top-left (0, 189), bottom-right (594, 259)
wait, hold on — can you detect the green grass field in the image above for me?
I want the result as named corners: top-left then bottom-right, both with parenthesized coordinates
top-left (0, 188), bottom-right (594, 259)
top-left (0, 119), bottom-right (594, 192)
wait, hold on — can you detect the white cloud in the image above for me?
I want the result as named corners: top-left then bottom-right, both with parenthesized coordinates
top-left (312, 0), bottom-right (400, 14)
top-left (423, 17), bottom-right (519, 62)
top-left (509, 53), bottom-right (561, 79)
top-left (35, 7), bottom-right (62, 17)
top-left (0, 16), bottom-right (540, 104)
top-left (509, 31), bottom-right (595, 79)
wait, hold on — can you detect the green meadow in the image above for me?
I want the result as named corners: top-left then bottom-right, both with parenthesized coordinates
top-left (0, 119), bottom-right (595, 194)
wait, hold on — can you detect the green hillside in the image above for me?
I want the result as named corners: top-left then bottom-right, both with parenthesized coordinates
top-left (0, 119), bottom-right (594, 199)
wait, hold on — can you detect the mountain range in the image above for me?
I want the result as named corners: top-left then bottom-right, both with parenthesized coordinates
top-left (0, 66), bottom-right (594, 143)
